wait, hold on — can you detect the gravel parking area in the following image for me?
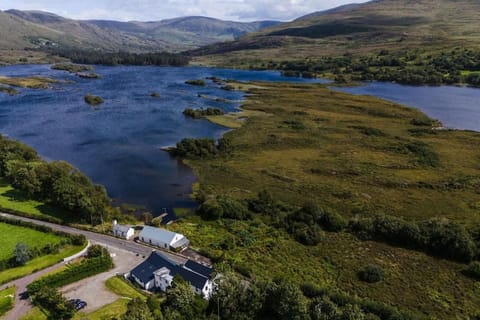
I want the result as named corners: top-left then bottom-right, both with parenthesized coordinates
top-left (60, 242), bottom-right (145, 313)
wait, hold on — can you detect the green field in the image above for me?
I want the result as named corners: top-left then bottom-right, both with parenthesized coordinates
top-left (105, 276), bottom-right (146, 300)
top-left (0, 245), bottom-right (85, 285)
top-left (0, 286), bottom-right (15, 317)
top-left (0, 222), bottom-right (63, 261)
top-left (168, 81), bottom-right (480, 318)
top-left (0, 179), bottom-right (69, 223)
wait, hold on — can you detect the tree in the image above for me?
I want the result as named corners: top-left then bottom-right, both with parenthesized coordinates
top-left (14, 242), bottom-right (32, 266)
top-left (210, 273), bottom-right (265, 320)
top-left (262, 278), bottom-right (309, 320)
top-left (32, 286), bottom-right (74, 320)
top-left (122, 298), bottom-right (154, 320)
top-left (163, 276), bottom-right (197, 319)
top-left (87, 245), bottom-right (109, 258)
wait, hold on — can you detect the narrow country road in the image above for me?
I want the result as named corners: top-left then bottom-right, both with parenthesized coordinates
top-left (0, 262), bottom-right (65, 320)
top-left (0, 212), bottom-right (183, 319)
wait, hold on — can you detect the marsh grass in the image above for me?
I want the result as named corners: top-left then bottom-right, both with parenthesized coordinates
top-left (174, 81), bottom-right (480, 317)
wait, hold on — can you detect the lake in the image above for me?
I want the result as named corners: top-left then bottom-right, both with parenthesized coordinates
top-left (1, 66), bottom-right (479, 218)
top-left (0, 65), bottom-right (320, 217)
top-left (336, 82), bottom-right (480, 131)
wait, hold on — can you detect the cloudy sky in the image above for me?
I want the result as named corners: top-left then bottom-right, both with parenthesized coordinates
top-left (0, 0), bottom-right (369, 22)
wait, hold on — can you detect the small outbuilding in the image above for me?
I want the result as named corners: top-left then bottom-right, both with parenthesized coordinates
top-left (138, 225), bottom-right (189, 251)
top-left (112, 220), bottom-right (135, 240)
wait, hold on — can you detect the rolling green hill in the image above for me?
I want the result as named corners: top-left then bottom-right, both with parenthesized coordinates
top-left (191, 0), bottom-right (480, 66)
top-left (0, 9), bottom-right (280, 53)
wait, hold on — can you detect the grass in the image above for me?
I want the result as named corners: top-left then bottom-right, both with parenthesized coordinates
top-left (0, 179), bottom-right (69, 223)
top-left (0, 286), bottom-right (15, 317)
top-left (187, 82), bottom-right (480, 224)
top-left (74, 298), bottom-right (130, 320)
top-left (0, 222), bottom-right (63, 261)
top-left (206, 109), bottom-right (271, 129)
top-left (171, 81), bottom-right (480, 318)
top-left (105, 276), bottom-right (146, 300)
top-left (19, 307), bottom-right (47, 320)
top-left (0, 244), bottom-right (85, 285)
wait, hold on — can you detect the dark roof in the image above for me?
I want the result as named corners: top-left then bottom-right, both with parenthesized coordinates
top-left (131, 251), bottom-right (176, 284)
top-left (184, 260), bottom-right (213, 278)
top-left (131, 252), bottom-right (211, 290)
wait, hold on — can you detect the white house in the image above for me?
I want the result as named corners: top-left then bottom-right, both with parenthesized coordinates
top-left (112, 220), bottom-right (135, 240)
top-left (138, 226), bottom-right (189, 251)
top-left (127, 251), bottom-right (214, 298)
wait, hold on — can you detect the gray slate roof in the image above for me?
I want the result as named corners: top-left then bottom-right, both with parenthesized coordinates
top-left (139, 226), bottom-right (183, 245)
top-left (130, 252), bottom-right (212, 291)
top-left (114, 224), bottom-right (133, 233)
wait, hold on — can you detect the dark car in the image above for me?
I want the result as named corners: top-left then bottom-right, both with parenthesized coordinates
top-left (75, 300), bottom-right (87, 311)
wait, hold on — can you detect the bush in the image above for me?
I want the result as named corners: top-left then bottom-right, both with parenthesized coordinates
top-left (28, 251), bottom-right (113, 295)
top-left (358, 265), bottom-right (384, 283)
top-left (463, 261), bottom-right (480, 280)
top-left (185, 79), bottom-right (206, 86)
top-left (84, 94), bottom-right (104, 106)
top-left (183, 108), bottom-right (224, 119)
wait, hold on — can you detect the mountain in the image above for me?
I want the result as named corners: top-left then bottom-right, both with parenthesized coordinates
top-left (0, 9), bottom-right (281, 52)
top-left (191, 0), bottom-right (480, 63)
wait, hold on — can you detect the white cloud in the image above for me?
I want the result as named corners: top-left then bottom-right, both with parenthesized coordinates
top-left (0, 0), bottom-right (370, 22)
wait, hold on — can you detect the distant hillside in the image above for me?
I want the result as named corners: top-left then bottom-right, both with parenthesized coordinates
top-left (0, 9), bottom-right (280, 52)
top-left (191, 0), bottom-right (480, 65)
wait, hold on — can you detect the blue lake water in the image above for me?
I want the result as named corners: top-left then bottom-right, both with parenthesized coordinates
top-left (336, 82), bottom-right (480, 131)
top-left (0, 65), bottom-right (320, 217)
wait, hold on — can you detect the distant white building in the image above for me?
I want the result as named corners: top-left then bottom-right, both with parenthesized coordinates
top-left (112, 220), bottom-right (135, 240)
top-left (139, 225), bottom-right (189, 251)
top-left (127, 251), bottom-right (214, 298)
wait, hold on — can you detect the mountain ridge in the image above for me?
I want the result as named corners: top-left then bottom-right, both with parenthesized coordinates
top-left (0, 9), bottom-right (281, 52)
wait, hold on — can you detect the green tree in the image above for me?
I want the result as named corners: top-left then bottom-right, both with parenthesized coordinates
top-left (32, 286), bottom-right (74, 320)
top-left (262, 278), bottom-right (309, 320)
top-left (210, 273), bottom-right (265, 320)
top-left (163, 276), bottom-right (196, 319)
top-left (122, 298), bottom-right (154, 320)
top-left (14, 242), bottom-right (32, 266)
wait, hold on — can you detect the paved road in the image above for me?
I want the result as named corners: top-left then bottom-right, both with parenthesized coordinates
top-left (0, 262), bottom-right (65, 320)
top-left (0, 212), bottom-right (185, 319)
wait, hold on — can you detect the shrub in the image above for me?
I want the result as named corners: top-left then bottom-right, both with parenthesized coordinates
top-left (84, 94), bottom-right (104, 106)
top-left (463, 261), bottom-right (480, 280)
top-left (358, 265), bottom-right (384, 283)
top-left (28, 251), bottom-right (113, 295)
top-left (185, 79), bottom-right (206, 86)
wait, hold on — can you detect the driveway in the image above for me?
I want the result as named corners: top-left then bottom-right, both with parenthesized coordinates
top-left (60, 242), bottom-right (144, 313)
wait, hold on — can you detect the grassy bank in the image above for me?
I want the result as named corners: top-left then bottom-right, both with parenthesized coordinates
top-left (0, 245), bottom-right (85, 285)
top-left (0, 222), bottom-right (63, 261)
top-left (169, 81), bottom-right (480, 318)
top-left (0, 286), bottom-right (15, 317)
top-left (0, 179), bottom-right (69, 223)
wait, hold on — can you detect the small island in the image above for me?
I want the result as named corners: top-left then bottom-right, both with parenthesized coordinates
top-left (51, 63), bottom-right (93, 73)
top-left (52, 63), bottom-right (100, 79)
top-left (77, 72), bottom-right (100, 79)
top-left (0, 86), bottom-right (19, 95)
top-left (185, 79), bottom-right (206, 86)
top-left (0, 76), bottom-right (57, 89)
top-left (84, 94), bottom-right (104, 106)
top-left (183, 107), bottom-right (224, 119)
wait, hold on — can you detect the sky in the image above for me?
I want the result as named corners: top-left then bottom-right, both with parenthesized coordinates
top-left (0, 0), bottom-right (370, 22)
